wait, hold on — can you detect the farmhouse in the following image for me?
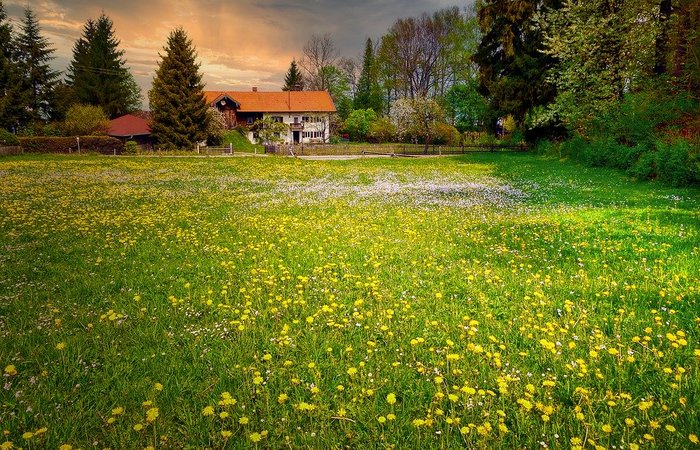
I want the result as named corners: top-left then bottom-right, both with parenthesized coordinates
top-left (204, 89), bottom-right (336, 144)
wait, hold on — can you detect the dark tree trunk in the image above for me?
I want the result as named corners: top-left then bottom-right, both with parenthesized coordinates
top-left (654, 0), bottom-right (673, 76)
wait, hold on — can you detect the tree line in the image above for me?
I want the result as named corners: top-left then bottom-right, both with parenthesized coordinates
top-left (0, 3), bottom-right (142, 135)
top-left (1, 0), bottom-right (698, 183)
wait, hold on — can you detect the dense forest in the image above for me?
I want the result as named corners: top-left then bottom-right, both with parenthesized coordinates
top-left (0, 1), bottom-right (698, 185)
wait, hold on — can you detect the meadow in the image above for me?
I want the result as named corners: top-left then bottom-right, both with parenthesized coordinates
top-left (0, 153), bottom-right (698, 449)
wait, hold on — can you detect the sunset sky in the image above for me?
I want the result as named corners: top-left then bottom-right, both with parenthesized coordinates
top-left (4, 0), bottom-right (472, 104)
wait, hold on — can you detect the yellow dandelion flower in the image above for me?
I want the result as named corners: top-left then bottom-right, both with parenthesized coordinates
top-left (56, 342), bottom-right (66, 351)
top-left (602, 424), bottom-right (612, 433)
top-left (347, 367), bottom-right (358, 376)
top-left (21, 432), bottom-right (33, 440)
top-left (146, 407), bottom-right (159, 422)
top-left (689, 434), bottom-right (699, 444)
top-left (249, 432), bottom-right (262, 442)
top-left (59, 445), bottom-right (72, 450)
top-left (239, 416), bottom-right (249, 425)
top-left (221, 430), bottom-right (232, 438)
top-left (1, 442), bottom-right (14, 450)
top-left (133, 423), bottom-right (144, 431)
top-left (202, 406), bottom-right (214, 416)
top-left (111, 406), bottom-right (124, 415)
top-left (377, 416), bottom-right (386, 424)
top-left (665, 424), bottom-right (676, 432)
top-left (277, 393), bottom-right (288, 404)
top-left (387, 413), bottom-right (396, 421)
top-left (154, 383), bottom-right (163, 391)
top-left (386, 393), bottom-right (397, 405)
top-left (625, 418), bottom-right (635, 427)
top-left (219, 412), bottom-right (229, 419)
top-left (4, 365), bottom-right (17, 376)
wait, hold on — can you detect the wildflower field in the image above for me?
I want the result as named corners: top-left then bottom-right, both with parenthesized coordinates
top-left (0, 154), bottom-right (698, 449)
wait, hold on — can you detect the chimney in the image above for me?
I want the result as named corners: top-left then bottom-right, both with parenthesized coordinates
top-left (252, 87), bottom-right (258, 92)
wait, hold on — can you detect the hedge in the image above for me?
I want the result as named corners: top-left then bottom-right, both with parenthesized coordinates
top-left (18, 136), bottom-right (124, 154)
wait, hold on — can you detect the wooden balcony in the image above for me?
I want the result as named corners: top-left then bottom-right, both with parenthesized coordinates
top-left (290, 122), bottom-right (304, 131)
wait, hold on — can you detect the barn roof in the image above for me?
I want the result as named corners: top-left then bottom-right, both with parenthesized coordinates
top-left (204, 91), bottom-right (336, 113)
top-left (108, 114), bottom-right (151, 137)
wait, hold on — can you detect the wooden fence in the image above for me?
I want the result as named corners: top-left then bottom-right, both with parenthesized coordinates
top-left (0, 146), bottom-right (22, 156)
top-left (264, 143), bottom-right (528, 156)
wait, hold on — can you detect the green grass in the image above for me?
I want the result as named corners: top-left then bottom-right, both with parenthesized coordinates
top-left (222, 130), bottom-right (263, 153)
top-left (0, 153), bottom-right (698, 449)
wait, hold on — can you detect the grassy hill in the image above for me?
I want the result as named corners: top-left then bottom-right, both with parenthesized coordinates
top-left (222, 129), bottom-right (263, 153)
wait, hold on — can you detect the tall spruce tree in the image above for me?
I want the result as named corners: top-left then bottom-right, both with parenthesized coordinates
top-left (14, 8), bottom-right (59, 125)
top-left (282, 59), bottom-right (304, 91)
top-left (67, 14), bottom-right (141, 118)
top-left (354, 38), bottom-right (383, 113)
top-left (473, 0), bottom-right (563, 130)
top-left (0, 1), bottom-right (18, 129)
top-left (149, 28), bottom-right (209, 150)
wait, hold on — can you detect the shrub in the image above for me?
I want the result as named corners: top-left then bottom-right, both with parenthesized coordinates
top-left (344, 109), bottom-right (377, 141)
top-left (367, 117), bottom-right (396, 143)
top-left (19, 136), bottom-right (124, 154)
top-left (62, 104), bottom-right (110, 136)
top-left (655, 139), bottom-right (695, 186)
top-left (0, 128), bottom-right (19, 146)
top-left (432, 123), bottom-right (461, 146)
top-left (124, 140), bottom-right (139, 155)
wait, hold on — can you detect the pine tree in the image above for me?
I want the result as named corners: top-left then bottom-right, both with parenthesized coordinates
top-left (67, 14), bottom-right (141, 118)
top-left (0, 1), bottom-right (18, 130)
top-left (149, 28), bottom-right (209, 150)
top-left (473, 0), bottom-right (563, 129)
top-left (14, 8), bottom-right (59, 124)
top-left (354, 38), bottom-right (383, 113)
top-left (282, 59), bottom-right (304, 91)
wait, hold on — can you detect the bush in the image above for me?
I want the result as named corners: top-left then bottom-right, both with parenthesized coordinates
top-left (124, 140), bottom-right (139, 155)
top-left (0, 128), bottom-right (19, 146)
top-left (432, 123), bottom-right (461, 146)
top-left (367, 117), bottom-right (396, 143)
top-left (344, 109), bottom-right (377, 141)
top-left (654, 139), bottom-right (696, 186)
top-left (19, 136), bottom-right (124, 154)
top-left (62, 104), bottom-right (109, 136)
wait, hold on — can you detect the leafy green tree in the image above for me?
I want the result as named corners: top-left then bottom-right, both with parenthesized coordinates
top-left (282, 59), bottom-right (304, 91)
top-left (149, 28), bottom-right (209, 150)
top-left (445, 80), bottom-right (487, 132)
top-left (473, 0), bottom-right (563, 130)
top-left (354, 38), bottom-right (383, 113)
top-left (252, 116), bottom-right (289, 145)
top-left (61, 104), bottom-right (109, 136)
top-left (67, 14), bottom-right (142, 118)
top-left (344, 108), bottom-right (377, 141)
top-left (541, 0), bottom-right (656, 132)
top-left (13, 8), bottom-right (59, 125)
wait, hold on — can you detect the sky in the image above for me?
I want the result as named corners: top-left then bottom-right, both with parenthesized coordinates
top-left (4, 0), bottom-right (472, 106)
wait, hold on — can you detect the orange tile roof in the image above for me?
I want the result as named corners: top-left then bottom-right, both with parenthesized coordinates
top-left (204, 91), bottom-right (336, 113)
top-left (108, 114), bottom-right (151, 137)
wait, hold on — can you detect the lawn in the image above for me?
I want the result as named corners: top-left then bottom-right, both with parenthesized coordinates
top-left (0, 154), bottom-right (698, 449)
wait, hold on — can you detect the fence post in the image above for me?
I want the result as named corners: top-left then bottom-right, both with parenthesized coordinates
top-left (197, 144), bottom-right (200, 154)
top-left (230, 143), bottom-right (233, 155)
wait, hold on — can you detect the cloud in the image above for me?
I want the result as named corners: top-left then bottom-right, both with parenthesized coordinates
top-left (12, 0), bottom-right (474, 105)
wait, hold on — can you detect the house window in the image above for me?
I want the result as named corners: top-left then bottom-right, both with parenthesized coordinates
top-left (302, 116), bottom-right (310, 123)
top-left (246, 117), bottom-right (254, 125)
top-left (271, 116), bottom-right (283, 123)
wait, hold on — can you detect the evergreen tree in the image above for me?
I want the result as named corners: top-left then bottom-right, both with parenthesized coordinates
top-left (149, 28), bottom-right (209, 150)
top-left (473, 0), bottom-right (563, 130)
top-left (282, 59), bottom-right (304, 91)
top-left (67, 14), bottom-right (141, 118)
top-left (0, 1), bottom-right (18, 130)
top-left (354, 38), bottom-right (383, 113)
top-left (14, 8), bottom-right (59, 124)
